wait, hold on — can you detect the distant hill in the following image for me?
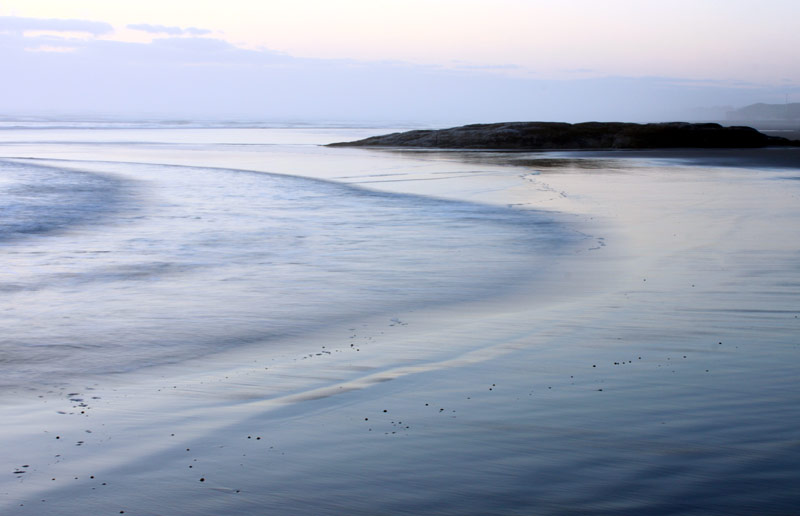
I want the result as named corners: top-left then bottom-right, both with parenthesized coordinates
top-left (727, 103), bottom-right (800, 121)
top-left (329, 122), bottom-right (798, 150)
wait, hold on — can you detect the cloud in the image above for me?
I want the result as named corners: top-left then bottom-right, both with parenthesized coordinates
top-left (128, 23), bottom-right (211, 37)
top-left (0, 15), bottom-right (112, 35)
top-left (185, 27), bottom-right (211, 36)
top-left (24, 45), bottom-right (77, 53)
top-left (453, 63), bottom-right (521, 71)
top-left (0, 15), bottom-right (796, 123)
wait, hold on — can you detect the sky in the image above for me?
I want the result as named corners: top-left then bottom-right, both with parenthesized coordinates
top-left (1, 0), bottom-right (799, 123)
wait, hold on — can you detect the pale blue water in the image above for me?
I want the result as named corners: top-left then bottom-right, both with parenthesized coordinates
top-left (2, 124), bottom-right (799, 516)
top-left (0, 125), bottom-right (576, 390)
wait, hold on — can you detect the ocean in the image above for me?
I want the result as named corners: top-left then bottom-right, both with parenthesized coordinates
top-left (1, 121), bottom-right (799, 515)
top-left (0, 123), bottom-right (582, 392)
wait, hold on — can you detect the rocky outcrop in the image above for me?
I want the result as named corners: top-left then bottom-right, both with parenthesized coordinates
top-left (328, 122), bottom-right (799, 150)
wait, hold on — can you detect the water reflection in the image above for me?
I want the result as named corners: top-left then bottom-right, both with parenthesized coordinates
top-left (369, 147), bottom-right (800, 172)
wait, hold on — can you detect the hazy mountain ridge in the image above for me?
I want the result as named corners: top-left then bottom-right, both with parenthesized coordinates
top-left (727, 103), bottom-right (800, 121)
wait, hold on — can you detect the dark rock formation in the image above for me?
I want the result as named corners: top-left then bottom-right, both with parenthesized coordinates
top-left (328, 122), bottom-right (799, 150)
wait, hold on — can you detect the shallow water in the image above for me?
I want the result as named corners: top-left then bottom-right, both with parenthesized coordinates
top-left (1, 125), bottom-right (799, 515)
top-left (0, 127), bottom-right (581, 391)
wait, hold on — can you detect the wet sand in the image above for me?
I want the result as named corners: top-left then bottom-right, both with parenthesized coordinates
top-left (2, 145), bottom-right (800, 515)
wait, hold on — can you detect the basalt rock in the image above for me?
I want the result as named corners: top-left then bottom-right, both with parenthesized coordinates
top-left (328, 122), bottom-right (799, 150)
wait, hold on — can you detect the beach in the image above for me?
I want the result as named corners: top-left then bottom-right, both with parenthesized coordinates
top-left (1, 124), bottom-right (799, 515)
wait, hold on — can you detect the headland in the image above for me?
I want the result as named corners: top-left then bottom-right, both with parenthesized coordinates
top-left (328, 121), bottom-right (799, 149)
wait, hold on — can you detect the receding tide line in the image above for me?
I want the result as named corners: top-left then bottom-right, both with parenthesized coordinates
top-left (182, 313), bottom-right (553, 419)
top-left (252, 342), bottom-right (520, 405)
top-left (3, 156), bottom-right (564, 224)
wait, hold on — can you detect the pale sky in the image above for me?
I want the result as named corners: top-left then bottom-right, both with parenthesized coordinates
top-left (1, 0), bottom-right (798, 122)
